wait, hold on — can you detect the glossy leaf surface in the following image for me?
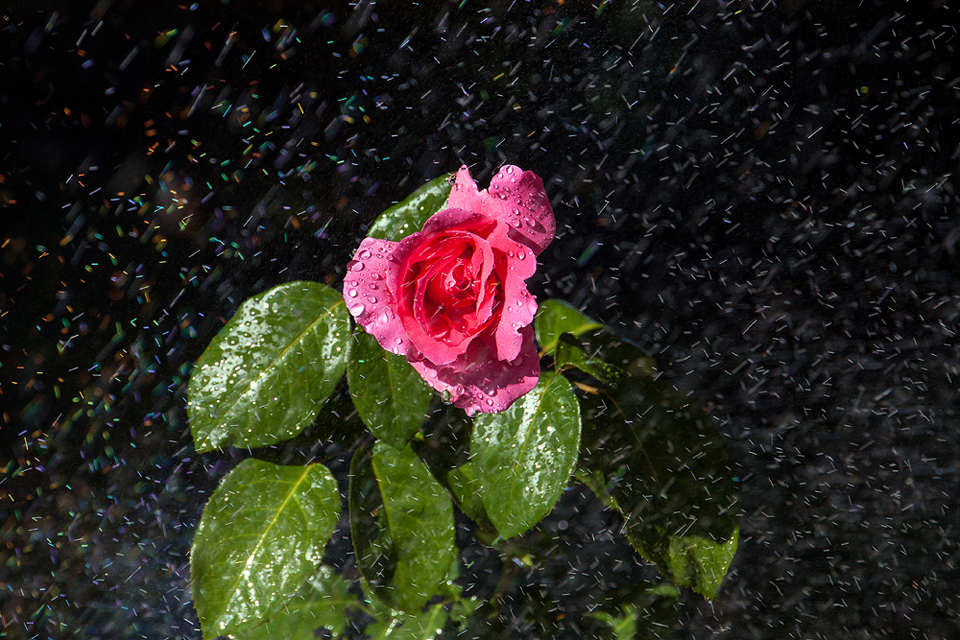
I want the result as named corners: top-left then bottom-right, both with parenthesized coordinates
top-left (189, 281), bottom-right (350, 452)
top-left (534, 298), bottom-right (604, 356)
top-left (471, 372), bottom-right (581, 538)
top-left (446, 462), bottom-right (496, 533)
top-left (555, 329), bottom-right (657, 382)
top-left (348, 328), bottom-right (434, 448)
top-left (365, 600), bottom-right (449, 640)
top-left (366, 173), bottom-right (453, 242)
top-left (235, 566), bottom-right (359, 640)
top-left (191, 459), bottom-right (341, 639)
top-left (577, 375), bottom-right (740, 599)
top-left (349, 442), bottom-right (456, 612)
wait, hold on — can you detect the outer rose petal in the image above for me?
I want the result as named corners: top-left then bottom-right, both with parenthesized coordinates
top-left (446, 165), bottom-right (483, 213)
top-left (485, 165), bottom-right (556, 256)
top-left (493, 262), bottom-right (538, 362)
top-left (344, 237), bottom-right (421, 361)
top-left (410, 325), bottom-right (540, 415)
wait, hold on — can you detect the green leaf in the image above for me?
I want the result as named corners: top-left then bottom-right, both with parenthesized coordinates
top-left (591, 582), bottom-right (680, 640)
top-left (534, 299), bottom-right (604, 356)
top-left (234, 566), bottom-right (360, 640)
top-left (366, 174), bottom-right (453, 242)
top-left (349, 442), bottom-right (457, 612)
top-left (347, 328), bottom-right (434, 449)
top-left (364, 601), bottom-right (449, 640)
top-left (191, 459), bottom-right (341, 639)
top-left (471, 372), bottom-right (581, 538)
top-left (535, 299), bottom-right (656, 379)
top-left (556, 329), bottom-right (657, 381)
top-left (576, 376), bottom-right (740, 599)
top-left (446, 462), bottom-right (496, 533)
top-left (188, 281), bottom-right (351, 452)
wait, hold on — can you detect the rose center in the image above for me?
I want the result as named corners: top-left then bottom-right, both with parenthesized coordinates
top-left (404, 235), bottom-right (501, 346)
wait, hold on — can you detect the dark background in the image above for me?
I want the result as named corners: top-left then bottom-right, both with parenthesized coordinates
top-left (3, 0), bottom-right (959, 638)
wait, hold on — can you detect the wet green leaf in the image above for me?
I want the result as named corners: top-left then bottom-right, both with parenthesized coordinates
top-left (556, 329), bottom-right (657, 382)
top-left (576, 376), bottom-right (740, 599)
top-left (471, 372), bottom-right (581, 538)
top-left (191, 459), bottom-right (341, 639)
top-left (348, 329), bottom-right (434, 449)
top-left (189, 281), bottom-right (351, 452)
top-left (367, 174), bottom-right (453, 242)
top-left (350, 442), bottom-right (457, 612)
top-left (364, 600), bottom-right (449, 640)
top-left (534, 299), bottom-right (604, 356)
top-left (234, 566), bottom-right (360, 640)
top-left (446, 462), bottom-right (496, 533)
top-left (590, 582), bottom-right (680, 640)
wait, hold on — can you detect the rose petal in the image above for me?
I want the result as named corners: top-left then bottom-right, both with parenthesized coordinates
top-left (484, 165), bottom-right (556, 256)
top-left (446, 165), bottom-right (483, 213)
top-left (410, 325), bottom-right (540, 415)
top-left (344, 237), bottom-right (417, 359)
top-left (493, 272), bottom-right (538, 363)
top-left (389, 210), bottom-right (490, 366)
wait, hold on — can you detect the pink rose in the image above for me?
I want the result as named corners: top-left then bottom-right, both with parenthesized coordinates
top-left (344, 164), bottom-right (556, 415)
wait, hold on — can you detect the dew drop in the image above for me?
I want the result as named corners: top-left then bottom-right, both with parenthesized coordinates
top-left (395, 338), bottom-right (403, 345)
top-left (486, 399), bottom-right (494, 406)
top-left (349, 303), bottom-right (366, 316)
top-left (348, 261), bottom-right (365, 272)
top-left (348, 290), bottom-right (358, 298)
top-left (368, 283), bottom-right (379, 290)
top-left (367, 296), bottom-right (378, 304)
top-left (441, 389), bottom-right (453, 404)
top-left (358, 249), bottom-right (373, 260)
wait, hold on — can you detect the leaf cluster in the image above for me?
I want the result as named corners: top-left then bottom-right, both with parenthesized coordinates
top-left (186, 176), bottom-right (740, 639)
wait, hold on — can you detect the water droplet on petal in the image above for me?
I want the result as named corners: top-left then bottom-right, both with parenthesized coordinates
top-left (358, 249), bottom-right (373, 260)
top-left (441, 389), bottom-right (453, 404)
top-left (395, 338), bottom-right (403, 345)
top-left (348, 261), bottom-right (365, 272)
top-left (367, 296), bottom-right (378, 304)
top-left (349, 303), bottom-right (366, 316)
top-left (348, 290), bottom-right (358, 298)
top-left (368, 283), bottom-right (378, 290)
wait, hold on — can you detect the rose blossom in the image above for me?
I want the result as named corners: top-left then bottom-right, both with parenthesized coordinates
top-left (344, 164), bottom-right (555, 415)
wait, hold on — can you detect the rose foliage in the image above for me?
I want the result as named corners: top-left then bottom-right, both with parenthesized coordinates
top-left (186, 168), bottom-right (741, 640)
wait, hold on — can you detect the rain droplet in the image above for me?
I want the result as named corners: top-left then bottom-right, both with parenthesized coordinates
top-left (348, 290), bottom-right (358, 298)
top-left (349, 303), bottom-right (366, 316)
top-left (395, 338), bottom-right (403, 345)
top-left (367, 296), bottom-right (378, 304)
top-left (348, 261), bottom-right (365, 272)
top-left (368, 283), bottom-right (378, 290)
top-left (358, 249), bottom-right (373, 260)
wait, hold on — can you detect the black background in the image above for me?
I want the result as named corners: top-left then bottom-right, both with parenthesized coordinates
top-left (2, 0), bottom-right (959, 638)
